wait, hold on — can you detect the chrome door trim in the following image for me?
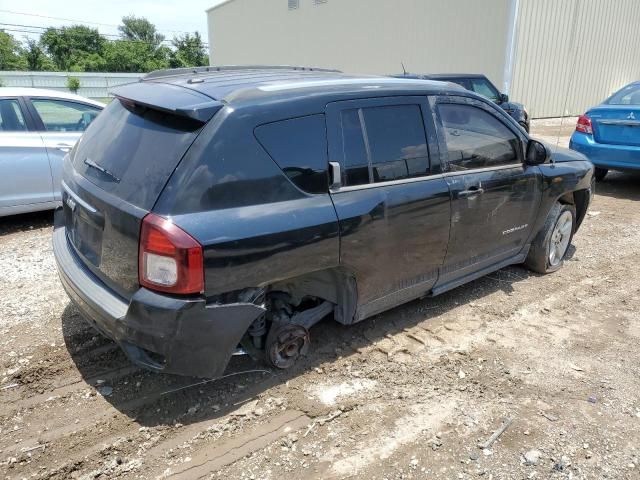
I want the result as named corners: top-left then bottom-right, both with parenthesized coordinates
top-left (330, 163), bottom-right (523, 194)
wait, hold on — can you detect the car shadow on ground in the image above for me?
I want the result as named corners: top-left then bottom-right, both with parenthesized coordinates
top-left (0, 210), bottom-right (54, 238)
top-left (61, 263), bottom-right (536, 428)
top-left (593, 171), bottom-right (640, 201)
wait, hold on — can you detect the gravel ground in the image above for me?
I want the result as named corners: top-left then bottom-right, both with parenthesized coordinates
top-left (1, 120), bottom-right (640, 480)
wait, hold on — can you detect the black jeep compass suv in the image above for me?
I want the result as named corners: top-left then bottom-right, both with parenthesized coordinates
top-left (54, 66), bottom-right (593, 378)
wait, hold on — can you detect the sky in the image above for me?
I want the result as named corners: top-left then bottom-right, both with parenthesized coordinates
top-left (0, 0), bottom-right (228, 48)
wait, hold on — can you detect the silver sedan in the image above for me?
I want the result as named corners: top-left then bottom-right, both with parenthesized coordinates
top-left (0, 88), bottom-right (104, 217)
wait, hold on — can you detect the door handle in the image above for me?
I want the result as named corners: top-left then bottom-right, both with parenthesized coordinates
top-left (329, 162), bottom-right (342, 189)
top-left (56, 143), bottom-right (73, 152)
top-left (458, 186), bottom-right (484, 198)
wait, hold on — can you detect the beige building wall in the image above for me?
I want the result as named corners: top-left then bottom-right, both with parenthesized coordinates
top-left (207, 0), bottom-right (513, 92)
top-left (511, 0), bottom-right (640, 118)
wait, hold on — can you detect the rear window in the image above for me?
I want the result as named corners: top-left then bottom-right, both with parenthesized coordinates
top-left (607, 83), bottom-right (640, 105)
top-left (72, 100), bottom-right (202, 210)
top-left (254, 114), bottom-right (328, 194)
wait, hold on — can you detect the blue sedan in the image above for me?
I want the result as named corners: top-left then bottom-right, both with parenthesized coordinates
top-left (570, 81), bottom-right (640, 181)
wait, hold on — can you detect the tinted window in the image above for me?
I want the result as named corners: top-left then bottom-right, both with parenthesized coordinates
top-left (470, 78), bottom-right (500, 102)
top-left (31, 99), bottom-right (101, 132)
top-left (72, 99), bottom-right (201, 210)
top-left (438, 103), bottom-right (519, 171)
top-left (0, 99), bottom-right (27, 131)
top-left (340, 109), bottom-right (370, 186)
top-left (607, 83), bottom-right (640, 105)
top-left (362, 105), bottom-right (428, 182)
top-left (255, 114), bottom-right (328, 194)
top-left (339, 104), bottom-right (429, 186)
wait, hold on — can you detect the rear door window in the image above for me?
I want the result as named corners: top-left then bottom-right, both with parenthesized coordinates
top-left (338, 104), bottom-right (429, 186)
top-left (438, 103), bottom-right (520, 171)
top-left (0, 99), bottom-right (28, 131)
top-left (255, 114), bottom-right (328, 194)
top-left (340, 109), bottom-right (370, 186)
top-left (31, 98), bottom-right (101, 132)
top-left (362, 105), bottom-right (429, 182)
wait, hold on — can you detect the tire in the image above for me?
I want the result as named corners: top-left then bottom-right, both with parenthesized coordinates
top-left (594, 167), bottom-right (608, 182)
top-left (519, 121), bottom-right (530, 133)
top-left (525, 202), bottom-right (576, 274)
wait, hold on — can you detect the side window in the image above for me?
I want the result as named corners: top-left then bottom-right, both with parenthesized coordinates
top-left (438, 103), bottom-right (520, 171)
top-left (30, 99), bottom-right (101, 132)
top-left (470, 78), bottom-right (499, 102)
top-left (0, 99), bottom-right (28, 132)
top-left (255, 114), bottom-right (328, 194)
top-left (340, 109), bottom-right (370, 186)
top-left (339, 104), bottom-right (429, 186)
top-left (362, 105), bottom-right (429, 182)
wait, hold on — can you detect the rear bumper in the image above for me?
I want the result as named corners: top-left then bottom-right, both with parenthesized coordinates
top-left (570, 132), bottom-right (640, 171)
top-left (53, 209), bottom-right (265, 378)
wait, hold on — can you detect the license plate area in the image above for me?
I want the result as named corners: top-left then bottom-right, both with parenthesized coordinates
top-left (63, 190), bottom-right (104, 267)
top-left (596, 122), bottom-right (640, 146)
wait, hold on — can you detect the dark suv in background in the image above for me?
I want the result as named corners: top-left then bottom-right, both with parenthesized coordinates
top-left (54, 66), bottom-right (592, 379)
top-left (393, 73), bottom-right (530, 132)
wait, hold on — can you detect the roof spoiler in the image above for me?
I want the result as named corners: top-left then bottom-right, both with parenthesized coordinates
top-left (142, 65), bottom-right (342, 81)
top-left (110, 82), bottom-right (223, 123)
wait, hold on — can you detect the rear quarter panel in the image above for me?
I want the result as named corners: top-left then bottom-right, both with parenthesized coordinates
top-left (155, 106), bottom-right (340, 298)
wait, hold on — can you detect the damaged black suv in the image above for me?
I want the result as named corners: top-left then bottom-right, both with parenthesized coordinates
top-left (54, 66), bottom-right (594, 378)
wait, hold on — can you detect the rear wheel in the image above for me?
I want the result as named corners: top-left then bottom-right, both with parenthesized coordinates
top-left (594, 167), bottom-right (608, 181)
top-left (525, 202), bottom-right (575, 274)
top-left (264, 322), bottom-right (310, 369)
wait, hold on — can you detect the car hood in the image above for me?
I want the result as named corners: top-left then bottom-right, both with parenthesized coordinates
top-left (544, 142), bottom-right (589, 163)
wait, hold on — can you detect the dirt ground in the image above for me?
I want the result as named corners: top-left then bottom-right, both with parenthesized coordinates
top-left (1, 119), bottom-right (640, 480)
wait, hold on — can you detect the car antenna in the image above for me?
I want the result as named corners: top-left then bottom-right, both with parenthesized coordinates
top-left (401, 62), bottom-right (408, 76)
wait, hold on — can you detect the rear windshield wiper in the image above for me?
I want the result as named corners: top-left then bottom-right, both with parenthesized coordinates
top-left (84, 158), bottom-right (121, 183)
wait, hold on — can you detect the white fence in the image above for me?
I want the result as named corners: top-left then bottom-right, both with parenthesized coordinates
top-left (0, 71), bottom-right (144, 99)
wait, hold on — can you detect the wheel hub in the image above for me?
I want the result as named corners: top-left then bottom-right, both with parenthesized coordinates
top-left (265, 323), bottom-right (310, 369)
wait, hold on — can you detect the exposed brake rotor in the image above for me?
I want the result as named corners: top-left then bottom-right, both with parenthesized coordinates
top-left (265, 322), bottom-right (310, 369)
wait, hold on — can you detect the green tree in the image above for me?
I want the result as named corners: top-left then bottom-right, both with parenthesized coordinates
top-left (119, 16), bottom-right (165, 49)
top-left (103, 40), bottom-right (169, 72)
top-left (0, 31), bottom-right (27, 70)
top-left (40, 25), bottom-right (105, 71)
top-left (23, 38), bottom-right (55, 71)
top-left (169, 32), bottom-right (208, 68)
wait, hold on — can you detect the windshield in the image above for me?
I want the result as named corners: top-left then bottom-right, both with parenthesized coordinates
top-left (606, 83), bottom-right (640, 105)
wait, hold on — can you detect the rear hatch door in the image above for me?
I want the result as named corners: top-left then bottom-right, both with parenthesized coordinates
top-left (590, 106), bottom-right (640, 146)
top-left (62, 81), bottom-right (221, 299)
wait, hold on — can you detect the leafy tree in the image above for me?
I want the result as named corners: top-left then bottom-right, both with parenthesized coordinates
top-left (40, 25), bottom-right (105, 71)
top-left (0, 31), bottom-right (27, 70)
top-left (119, 16), bottom-right (165, 49)
top-left (169, 32), bottom-right (208, 68)
top-left (23, 38), bottom-right (55, 71)
top-left (103, 40), bottom-right (169, 72)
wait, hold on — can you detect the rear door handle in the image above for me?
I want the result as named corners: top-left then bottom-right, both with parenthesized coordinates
top-left (458, 186), bottom-right (484, 198)
top-left (56, 143), bottom-right (73, 152)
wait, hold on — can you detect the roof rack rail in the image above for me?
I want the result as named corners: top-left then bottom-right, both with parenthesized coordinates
top-left (142, 65), bottom-right (342, 81)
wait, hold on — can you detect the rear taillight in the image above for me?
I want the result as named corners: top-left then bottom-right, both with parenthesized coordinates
top-left (576, 114), bottom-right (593, 134)
top-left (139, 214), bottom-right (204, 295)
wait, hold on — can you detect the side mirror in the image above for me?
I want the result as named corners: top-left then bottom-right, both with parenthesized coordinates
top-left (499, 93), bottom-right (509, 103)
top-left (526, 140), bottom-right (550, 165)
